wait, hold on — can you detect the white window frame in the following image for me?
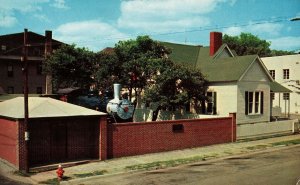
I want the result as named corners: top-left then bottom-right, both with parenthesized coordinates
top-left (246, 91), bottom-right (263, 115)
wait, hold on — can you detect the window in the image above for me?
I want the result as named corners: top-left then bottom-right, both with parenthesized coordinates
top-left (269, 70), bottom-right (275, 79)
top-left (245, 91), bottom-right (264, 115)
top-left (36, 87), bottom-right (43, 94)
top-left (283, 69), bottom-right (289, 79)
top-left (7, 87), bottom-right (14, 94)
top-left (1, 45), bottom-right (6, 51)
top-left (207, 92), bottom-right (217, 115)
top-left (7, 65), bottom-right (13, 77)
top-left (283, 93), bottom-right (290, 100)
top-left (36, 63), bottom-right (42, 75)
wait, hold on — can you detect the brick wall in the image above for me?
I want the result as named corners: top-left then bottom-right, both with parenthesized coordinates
top-left (18, 120), bottom-right (28, 171)
top-left (0, 118), bottom-right (18, 166)
top-left (107, 114), bottom-right (236, 158)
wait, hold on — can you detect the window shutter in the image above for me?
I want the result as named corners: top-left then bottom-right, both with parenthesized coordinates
top-left (260, 92), bottom-right (264, 114)
top-left (213, 92), bottom-right (217, 115)
top-left (245, 91), bottom-right (248, 115)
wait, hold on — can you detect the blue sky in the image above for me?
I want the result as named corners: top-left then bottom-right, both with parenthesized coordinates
top-left (1, 0), bottom-right (299, 52)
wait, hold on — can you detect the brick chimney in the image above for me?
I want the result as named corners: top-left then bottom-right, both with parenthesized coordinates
top-left (210, 32), bottom-right (222, 56)
top-left (45, 30), bottom-right (52, 55)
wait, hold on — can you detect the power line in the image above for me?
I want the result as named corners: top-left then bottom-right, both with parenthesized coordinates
top-left (1, 15), bottom-right (295, 52)
top-left (53, 15), bottom-right (293, 44)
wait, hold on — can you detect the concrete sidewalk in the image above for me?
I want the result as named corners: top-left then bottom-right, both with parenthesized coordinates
top-left (1, 134), bottom-right (300, 184)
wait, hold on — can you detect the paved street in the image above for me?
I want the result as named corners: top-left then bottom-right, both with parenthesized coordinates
top-left (76, 146), bottom-right (300, 185)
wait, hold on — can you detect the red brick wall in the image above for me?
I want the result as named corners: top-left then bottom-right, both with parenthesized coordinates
top-left (0, 118), bottom-right (18, 166)
top-left (107, 115), bottom-right (236, 158)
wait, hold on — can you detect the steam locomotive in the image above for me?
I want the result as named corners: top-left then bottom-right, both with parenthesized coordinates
top-left (59, 84), bottom-right (135, 122)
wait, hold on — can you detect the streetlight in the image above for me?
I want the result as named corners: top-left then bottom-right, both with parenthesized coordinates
top-left (290, 17), bottom-right (300, 21)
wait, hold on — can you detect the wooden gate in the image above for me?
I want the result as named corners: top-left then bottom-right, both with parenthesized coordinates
top-left (28, 118), bottom-right (99, 167)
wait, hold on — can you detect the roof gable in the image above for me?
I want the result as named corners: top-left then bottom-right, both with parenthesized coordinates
top-left (0, 97), bottom-right (106, 119)
top-left (239, 58), bottom-right (272, 82)
top-left (212, 44), bottom-right (235, 59)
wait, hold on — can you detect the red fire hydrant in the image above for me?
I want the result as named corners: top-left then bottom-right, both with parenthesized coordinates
top-left (56, 164), bottom-right (64, 181)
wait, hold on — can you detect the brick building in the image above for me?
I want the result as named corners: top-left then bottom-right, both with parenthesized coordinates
top-left (0, 30), bottom-right (63, 94)
top-left (0, 97), bottom-right (107, 172)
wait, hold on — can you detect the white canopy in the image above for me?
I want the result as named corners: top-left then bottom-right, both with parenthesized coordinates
top-left (0, 97), bottom-right (106, 119)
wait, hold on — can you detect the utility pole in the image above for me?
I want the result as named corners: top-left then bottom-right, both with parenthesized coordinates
top-left (22, 28), bottom-right (29, 173)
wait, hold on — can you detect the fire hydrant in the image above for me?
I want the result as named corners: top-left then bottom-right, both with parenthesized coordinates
top-left (56, 164), bottom-right (64, 181)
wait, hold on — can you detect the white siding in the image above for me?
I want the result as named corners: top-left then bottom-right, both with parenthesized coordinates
top-left (241, 60), bottom-right (270, 82)
top-left (262, 54), bottom-right (300, 114)
top-left (237, 81), bottom-right (270, 124)
top-left (237, 60), bottom-right (271, 124)
top-left (208, 83), bottom-right (237, 117)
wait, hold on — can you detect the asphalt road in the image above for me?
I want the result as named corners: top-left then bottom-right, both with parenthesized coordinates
top-left (79, 146), bottom-right (300, 185)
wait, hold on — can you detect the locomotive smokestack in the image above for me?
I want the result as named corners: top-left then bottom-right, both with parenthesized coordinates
top-left (113, 84), bottom-right (121, 100)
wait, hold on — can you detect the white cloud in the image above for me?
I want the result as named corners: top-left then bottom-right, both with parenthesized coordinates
top-left (268, 36), bottom-right (300, 51)
top-left (0, 0), bottom-right (67, 28)
top-left (54, 20), bottom-right (129, 51)
top-left (33, 14), bottom-right (50, 22)
top-left (118, 0), bottom-right (235, 33)
top-left (223, 22), bottom-right (283, 36)
top-left (0, 0), bottom-right (48, 13)
top-left (222, 26), bottom-right (243, 36)
top-left (0, 0), bottom-right (49, 27)
top-left (0, 14), bottom-right (17, 27)
top-left (51, 0), bottom-right (69, 9)
top-left (249, 22), bottom-right (283, 36)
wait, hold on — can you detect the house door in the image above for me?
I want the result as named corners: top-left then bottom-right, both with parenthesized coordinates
top-left (51, 122), bottom-right (67, 162)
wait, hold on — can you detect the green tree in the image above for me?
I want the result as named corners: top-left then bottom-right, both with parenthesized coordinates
top-left (43, 44), bottom-right (95, 91)
top-left (94, 49), bottom-right (122, 93)
top-left (223, 33), bottom-right (295, 57)
top-left (95, 36), bottom-right (170, 101)
top-left (143, 63), bottom-right (208, 110)
top-left (95, 36), bottom-right (208, 112)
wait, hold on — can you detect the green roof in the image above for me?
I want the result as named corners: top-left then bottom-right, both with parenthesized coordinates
top-left (162, 42), bottom-right (201, 67)
top-left (270, 81), bottom-right (292, 93)
top-left (161, 42), bottom-right (258, 82)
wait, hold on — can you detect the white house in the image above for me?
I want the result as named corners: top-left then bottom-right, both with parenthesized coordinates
top-left (261, 54), bottom-right (300, 115)
top-left (159, 32), bottom-right (297, 139)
